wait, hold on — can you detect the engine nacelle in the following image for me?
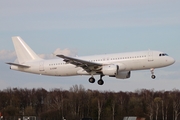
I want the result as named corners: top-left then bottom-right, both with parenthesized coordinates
top-left (115, 71), bottom-right (131, 79)
top-left (102, 64), bottom-right (118, 76)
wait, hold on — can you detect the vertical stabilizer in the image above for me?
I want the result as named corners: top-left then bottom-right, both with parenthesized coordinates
top-left (12, 36), bottom-right (42, 63)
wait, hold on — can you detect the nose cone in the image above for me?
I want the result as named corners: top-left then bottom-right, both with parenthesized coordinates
top-left (167, 57), bottom-right (175, 65)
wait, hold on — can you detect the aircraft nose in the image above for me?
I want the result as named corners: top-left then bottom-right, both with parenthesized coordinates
top-left (167, 57), bottom-right (175, 65)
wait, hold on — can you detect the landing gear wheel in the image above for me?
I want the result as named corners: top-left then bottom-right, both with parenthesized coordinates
top-left (151, 75), bottom-right (156, 79)
top-left (150, 68), bottom-right (156, 79)
top-left (97, 79), bottom-right (104, 85)
top-left (89, 77), bottom-right (95, 83)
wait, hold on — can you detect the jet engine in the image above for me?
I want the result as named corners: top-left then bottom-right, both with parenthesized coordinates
top-left (115, 71), bottom-right (131, 79)
top-left (101, 64), bottom-right (118, 75)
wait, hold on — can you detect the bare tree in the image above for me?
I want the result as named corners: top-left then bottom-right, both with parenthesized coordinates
top-left (117, 91), bottom-right (129, 119)
top-left (69, 85), bottom-right (86, 119)
top-left (154, 97), bottom-right (162, 120)
top-left (141, 89), bottom-right (154, 120)
top-left (110, 93), bottom-right (117, 120)
top-left (160, 91), bottom-right (171, 120)
top-left (92, 91), bottom-right (105, 120)
top-left (171, 89), bottom-right (180, 120)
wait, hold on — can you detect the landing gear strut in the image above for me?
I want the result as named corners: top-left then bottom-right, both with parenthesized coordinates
top-left (150, 68), bottom-right (156, 79)
top-left (97, 75), bottom-right (104, 85)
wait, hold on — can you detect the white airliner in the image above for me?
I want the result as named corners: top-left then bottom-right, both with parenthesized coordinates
top-left (7, 36), bottom-right (175, 85)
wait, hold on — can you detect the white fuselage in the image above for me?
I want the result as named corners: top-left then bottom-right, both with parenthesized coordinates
top-left (10, 50), bottom-right (175, 77)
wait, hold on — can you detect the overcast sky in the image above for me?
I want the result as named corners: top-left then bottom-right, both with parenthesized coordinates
top-left (0, 0), bottom-right (180, 92)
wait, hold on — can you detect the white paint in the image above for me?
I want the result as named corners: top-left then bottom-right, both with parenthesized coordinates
top-left (7, 36), bottom-right (175, 85)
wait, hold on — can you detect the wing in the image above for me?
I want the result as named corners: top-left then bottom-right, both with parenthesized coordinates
top-left (56, 55), bottom-right (102, 73)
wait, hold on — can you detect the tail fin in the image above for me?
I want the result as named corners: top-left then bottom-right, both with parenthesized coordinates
top-left (12, 36), bottom-right (42, 64)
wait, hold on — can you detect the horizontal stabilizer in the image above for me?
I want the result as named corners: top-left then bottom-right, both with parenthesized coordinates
top-left (6, 62), bottom-right (30, 68)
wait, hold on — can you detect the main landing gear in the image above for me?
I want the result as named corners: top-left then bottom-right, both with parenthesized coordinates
top-left (150, 68), bottom-right (156, 79)
top-left (89, 77), bottom-right (95, 83)
top-left (88, 75), bottom-right (104, 85)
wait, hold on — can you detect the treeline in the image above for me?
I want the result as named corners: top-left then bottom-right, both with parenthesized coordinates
top-left (0, 85), bottom-right (180, 120)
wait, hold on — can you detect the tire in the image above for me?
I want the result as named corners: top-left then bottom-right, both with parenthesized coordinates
top-left (89, 77), bottom-right (95, 83)
top-left (97, 79), bottom-right (104, 85)
top-left (151, 75), bottom-right (156, 79)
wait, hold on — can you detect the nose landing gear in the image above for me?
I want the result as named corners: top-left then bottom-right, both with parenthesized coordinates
top-left (150, 68), bottom-right (156, 79)
top-left (151, 75), bottom-right (156, 79)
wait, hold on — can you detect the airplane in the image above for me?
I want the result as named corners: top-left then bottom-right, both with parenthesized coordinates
top-left (6, 36), bottom-right (175, 85)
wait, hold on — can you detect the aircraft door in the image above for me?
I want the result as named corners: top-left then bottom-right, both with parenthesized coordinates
top-left (148, 51), bottom-right (153, 62)
top-left (39, 61), bottom-right (44, 71)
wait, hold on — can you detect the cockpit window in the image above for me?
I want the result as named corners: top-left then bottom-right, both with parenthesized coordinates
top-left (159, 53), bottom-right (168, 56)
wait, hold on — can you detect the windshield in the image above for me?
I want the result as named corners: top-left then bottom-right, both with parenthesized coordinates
top-left (159, 53), bottom-right (168, 56)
